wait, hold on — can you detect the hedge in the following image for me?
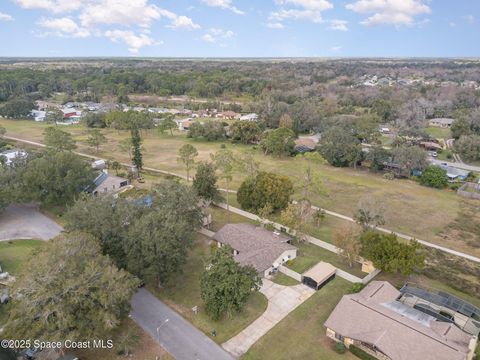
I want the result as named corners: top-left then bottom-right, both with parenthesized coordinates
top-left (349, 345), bottom-right (378, 360)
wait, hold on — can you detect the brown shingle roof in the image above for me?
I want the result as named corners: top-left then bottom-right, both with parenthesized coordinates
top-left (324, 281), bottom-right (473, 360)
top-left (212, 223), bottom-right (296, 273)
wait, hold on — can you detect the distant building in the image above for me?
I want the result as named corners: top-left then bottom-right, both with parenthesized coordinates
top-left (429, 118), bottom-right (454, 128)
top-left (324, 281), bottom-right (478, 360)
top-left (239, 113), bottom-right (259, 121)
top-left (0, 149), bottom-right (27, 166)
top-left (31, 110), bottom-right (46, 122)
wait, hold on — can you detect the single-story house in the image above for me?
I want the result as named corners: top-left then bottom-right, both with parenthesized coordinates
top-left (89, 171), bottom-right (129, 196)
top-left (429, 118), bottom-right (454, 128)
top-left (302, 262), bottom-right (336, 290)
top-left (439, 165), bottom-right (470, 181)
top-left (294, 137), bottom-right (318, 153)
top-left (0, 149), bottom-right (27, 166)
top-left (324, 281), bottom-right (477, 360)
top-left (239, 113), bottom-right (259, 121)
top-left (212, 223), bottom-right (297, 277)
top-left (420, 141), bottom-right (443, 151)
top-left (216, 111), bottom-right (240, 120)
top-left (175, 119), bottom-right (192, 131)
top-left (31, 110), bottom-right (46, 122)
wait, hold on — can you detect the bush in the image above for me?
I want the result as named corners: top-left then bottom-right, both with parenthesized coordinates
top-left (419, 165), bottom-right (449, 189)
top-left (334, 342), bottom-right (346, 354)
top-left (383, 172), bottom-right (395, 180)
top-left (349, 345), bottom-right (377, 360)
top-left (349, 283), bottom-right (366, 294)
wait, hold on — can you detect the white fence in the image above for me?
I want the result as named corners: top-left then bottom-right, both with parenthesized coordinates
top-left (278, 265), bottom-right (302, 281)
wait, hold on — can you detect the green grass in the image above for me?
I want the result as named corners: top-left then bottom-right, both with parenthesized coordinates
top-left (0, 239), bottom-right (45, 325)
top-left (149, 234), bottom-right (267, 344)
top-left (271, 272), bottom-right (300, 286)
top-left (426, 126), bottom-right (451, 140)
top-left (287, 242), bottom-right (365, 278)
top-left (208, 205), bottom-right (257, 232)
top-left (1, 119), bottom-right (478, 257)
top-left (0, 239), bottom-right (45, 275)
top-left (243, 278), bottom-right (356, 360)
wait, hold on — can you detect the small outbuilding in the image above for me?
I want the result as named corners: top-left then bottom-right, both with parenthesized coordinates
top-left (302, 262), bottom-right (336, 290)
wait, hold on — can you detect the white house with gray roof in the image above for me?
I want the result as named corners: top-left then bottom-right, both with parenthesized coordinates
top-left (213, 223), bottom-right (297, 277)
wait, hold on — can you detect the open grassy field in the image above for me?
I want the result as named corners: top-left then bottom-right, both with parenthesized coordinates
top-left (149, 233), bottom-right (268, 344)
top-left (0, 239), bottom-right (45, 275)
top-left (243, 278), bottom-right (356, 360)
top-left (1, 119), bottom-right (479, 257)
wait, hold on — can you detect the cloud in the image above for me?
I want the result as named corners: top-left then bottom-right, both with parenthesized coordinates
top-left (330, 45), bottom-right (342, 52)
top-left (13, 0), bottom-right (200, 53)
top-left (329, 19), bottom-right (348, 31)
top-left (463, 15), bottom-right (475, 24)
top-left (201, 0), bottom-right (244, 15)
top-left (168, 15), bottom-right (200, 30)
top-left (15, 0), bottom-right (83, 13)
top-left (0, 12), bottom-right (14, 21)
top-left (267, 22), bottom-right (285, 29)
top-left (270, 0), bottom-right (333, 24)
top-left (105, 29), bottom-right (158, 53)
top-left (202, 28), bottom-right (235, 43)
top-left (346, 0), bottom-right (430, 26)
top-left (38, 17), bottom-right (90, 37)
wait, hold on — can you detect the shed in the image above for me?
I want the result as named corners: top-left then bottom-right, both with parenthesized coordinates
top-left (302, 262), bottom-right (336, 290)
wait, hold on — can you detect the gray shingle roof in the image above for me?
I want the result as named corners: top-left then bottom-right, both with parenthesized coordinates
top-left (213, 223), bottom-right (296, 273)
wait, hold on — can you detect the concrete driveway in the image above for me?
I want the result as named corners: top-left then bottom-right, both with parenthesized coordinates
top-left (222, 279), bottom-right (315, 357)
top-left (0, 204), bottom-right (63, 241)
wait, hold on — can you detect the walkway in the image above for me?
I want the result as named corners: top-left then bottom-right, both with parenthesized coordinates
top-left (131, 288), bottom-right (234, 360)
top-left (6, 135), bottom-right (480, 263)
top-left (222, 279), bottom-right (315, 357)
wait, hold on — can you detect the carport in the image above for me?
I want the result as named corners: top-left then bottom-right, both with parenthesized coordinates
top-left (302, 262), bottom-right (336, 290)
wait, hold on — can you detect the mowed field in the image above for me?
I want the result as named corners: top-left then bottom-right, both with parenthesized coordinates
top-left (1, 119), bottom-right (479, 257)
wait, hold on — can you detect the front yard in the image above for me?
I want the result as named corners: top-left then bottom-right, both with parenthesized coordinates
top-left (149, 233), bottom-right (268, 344)
top-left (243, 278), bottom-right (356, 360)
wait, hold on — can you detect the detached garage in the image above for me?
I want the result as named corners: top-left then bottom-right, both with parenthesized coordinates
top-left (302, 262), bottom-right (336, 290)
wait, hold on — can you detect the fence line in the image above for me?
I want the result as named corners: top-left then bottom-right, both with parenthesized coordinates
top-left (278, 265), bottom-right (302, 282)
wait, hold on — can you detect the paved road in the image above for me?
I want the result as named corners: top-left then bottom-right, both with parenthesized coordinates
top-left (6, 135), bottom-right (480, 263)
top-left (130, 288), bottom-right (234, 360)
top-left (0, 203), bottom-right (63, 241)
top-left (430, 158), bottom-right (480, 173)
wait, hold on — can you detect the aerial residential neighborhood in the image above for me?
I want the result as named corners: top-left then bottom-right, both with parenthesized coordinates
top-left (0, 1), bottom-right (480, 360)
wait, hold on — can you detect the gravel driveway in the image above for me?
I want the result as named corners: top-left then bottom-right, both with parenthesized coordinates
top-left (0, 204), bottom-right (63, 241)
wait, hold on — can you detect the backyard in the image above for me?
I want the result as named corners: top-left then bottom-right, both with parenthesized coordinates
top-left (148, 233), bottom-right (268, 344)
top-left (2, 119), bottom-right (476, 257)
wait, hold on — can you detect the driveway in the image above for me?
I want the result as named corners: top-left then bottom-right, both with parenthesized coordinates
top-left (130, 288), bottom-right (234, 360)
top-left (0, 204), bottom-right (63, 241)
top-left (222, 279), bottom-right (315, 357)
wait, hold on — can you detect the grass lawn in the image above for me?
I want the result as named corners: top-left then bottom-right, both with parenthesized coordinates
top-left (0, 240), bottom-right (45, 325)
top-left (208, 205), bottom-right (257, 232)
top-left (2, 119), bottom-right (478, 257)
top-left (0, 239), bottom-right (45, 275)
top-left (243, 278), bottom-right (356, 360)
top-left (149, 233), bottom-right (268, 344)
top-left (271, 272), bottom-right (300, 286)
top-left (426, 126), bottom-right (451, 140)
top-left (287, 242), bottom-right (365, 278)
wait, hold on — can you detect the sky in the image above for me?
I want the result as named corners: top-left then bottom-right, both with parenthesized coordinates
top-left (0, 0), bottom-right (479, 57)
